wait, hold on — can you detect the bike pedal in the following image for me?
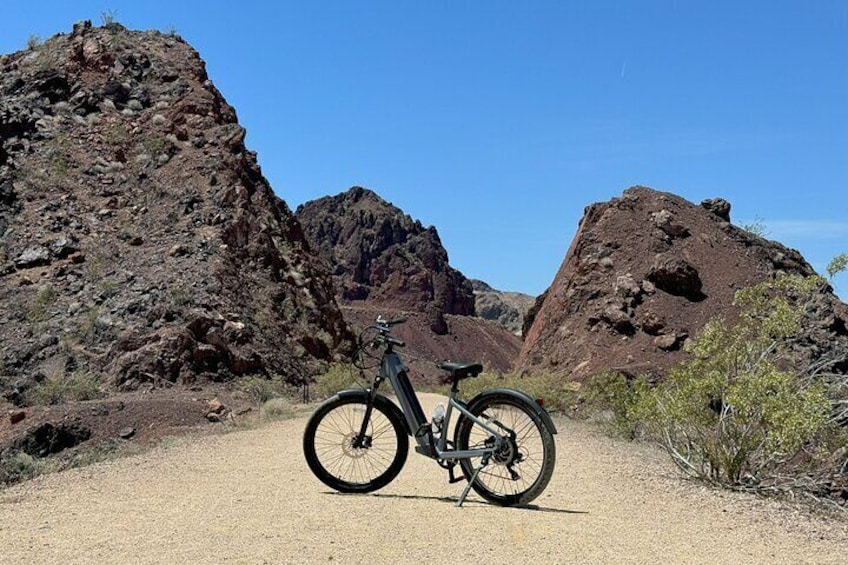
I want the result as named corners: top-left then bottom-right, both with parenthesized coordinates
top-left (447, 465), bottom-right (465, 484)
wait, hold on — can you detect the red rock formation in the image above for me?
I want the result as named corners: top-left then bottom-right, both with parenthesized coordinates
top-left (296, 187), bottom-right (475, 333)
top-left (0, 21), bottom-right (352, 404)
top-left (518, 186), bottom-right (848, 381)
top-left (296, 187), bottom-right (522, 379)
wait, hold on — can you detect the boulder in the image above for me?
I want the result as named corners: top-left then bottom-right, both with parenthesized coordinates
top-left (700, 198), bottom-right (731, 221)
top-left (647, 257), bottom-right (705, 301)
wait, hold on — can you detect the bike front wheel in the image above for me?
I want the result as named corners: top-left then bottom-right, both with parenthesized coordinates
top-left (303, 392), bottom-right (408, 493)
top-left (454, 392), bottom-right (556, 506)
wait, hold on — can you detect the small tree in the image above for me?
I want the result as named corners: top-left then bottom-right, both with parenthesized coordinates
top-left (627, 274), bottom-right (847, 499)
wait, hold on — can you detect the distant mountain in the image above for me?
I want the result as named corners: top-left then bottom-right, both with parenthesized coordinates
top-left (470, 280), bottom-right (534, 336)
top-left (295, 186), bottom-right (475, 334)
top-left (296, 187), bottom-right (521, 380)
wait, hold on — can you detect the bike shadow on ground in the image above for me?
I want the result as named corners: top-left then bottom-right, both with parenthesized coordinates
top-left (324, 492), bottom-right (588, 514)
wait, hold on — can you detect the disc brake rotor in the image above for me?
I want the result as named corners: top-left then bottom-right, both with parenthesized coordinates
top-left (342, 433), bottom-right (371, 458)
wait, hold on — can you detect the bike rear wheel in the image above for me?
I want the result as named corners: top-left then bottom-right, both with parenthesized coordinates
top-left (454, 392), bottom-right (556, 506)
top-left (303, 393), bottom-right (408, 493)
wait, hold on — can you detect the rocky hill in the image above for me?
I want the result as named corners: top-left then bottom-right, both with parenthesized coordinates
top-left (296, 188), bottom-right (521, 379)
top-left (0, 21), bottom-right (352, 409)
top-left (471, 279), bottom-right (534, 336)
top-left (517, 186), bottom-right (848, 381)
top-left (295, 187), bottom-right (474, 332)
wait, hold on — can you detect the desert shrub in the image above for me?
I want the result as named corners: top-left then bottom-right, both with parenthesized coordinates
top-left (239, 375), bottom-right (292, 405)
top-left (101, 10), bottom-right (118, 26)
top-left (0, 451), bottom-right (46, 485)
top-left (66, 439), bottom-right (140, 470)
top-left (309, 363), bottom-right (362, 401)
top-left (27, 284), bottom-right (57, 324)
top-left (582, 371), bottom-right (653, 438)
top-left (826, 253), bottom-right (847, 281)
top-left (168, 285), bottom-right (191, 307)
top-left (741, 216), bottom-right (768, 237)
top-left (637, 324), bottom-right (832, 485)
top-left (260, 398), bottom-right (297, 422)
top-left (446, 371), bottom-right (580, 413)
top-left (30, 371), bottom-right (104, 405)
top-left (597, 274), bottom-right (848, 500)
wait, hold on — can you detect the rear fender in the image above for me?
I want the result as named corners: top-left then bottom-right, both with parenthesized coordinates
top-left (465, 388), bottom-right (558, 435)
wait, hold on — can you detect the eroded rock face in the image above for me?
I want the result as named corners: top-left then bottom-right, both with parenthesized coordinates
top-left (295, 187), bottom-right (475, 331)
top-left (295, 188), bottom-right (524, 380)
top-left (471, 279), bottom-right (534, 336)
top-left (518, 186), bottom-right (848, 381)
top-left (0, 22), bottom-right (352, 401)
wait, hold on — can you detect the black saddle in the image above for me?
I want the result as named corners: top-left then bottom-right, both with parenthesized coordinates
top-left (439, 361), bottom-right (483, 381)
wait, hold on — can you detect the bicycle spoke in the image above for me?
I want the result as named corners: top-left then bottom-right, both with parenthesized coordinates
top-left (310, 401), bottom-right (402, 486)
top-left (460, 400), bottom-right (552, 501)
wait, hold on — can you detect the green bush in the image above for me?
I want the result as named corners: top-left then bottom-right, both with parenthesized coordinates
top-left (444, 371), bottom-right (580, 414)
top-left (594, 274), bottom-right (847, 497)
top-left (260, 398), bottom-right (297, 422)
top-left (637, 322), bottom-right (832, 485)
top-left (827, 253), bottom-right (847, 281)
top-left (239, 375), bottom-right (292, 405)
top-left (308, 363), bottom-right (364, 401)
top-left (582, 371), bottom-right (652, 438)
top-left (30, 371), bottom-right (104, 405)
top-left (0, 452), bottom-right (46, 485)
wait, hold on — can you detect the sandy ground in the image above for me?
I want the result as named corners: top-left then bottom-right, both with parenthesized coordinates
top-left (0, 393), bottom-right (845, 564)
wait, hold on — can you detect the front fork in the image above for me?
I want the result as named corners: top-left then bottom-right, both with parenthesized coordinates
top-left (353, 375), bottom-right (383, 448)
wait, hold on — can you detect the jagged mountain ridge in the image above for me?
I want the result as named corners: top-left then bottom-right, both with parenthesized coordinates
top-left (0, 21), bottom-right (351, 405)
top-left (295, 186), bottom-right (475, 333)
top-left (296, 187), bottom-right (522, 380)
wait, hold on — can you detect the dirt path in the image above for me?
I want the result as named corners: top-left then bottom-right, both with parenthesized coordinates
top-left (1, 393), bottom-right (845, 564)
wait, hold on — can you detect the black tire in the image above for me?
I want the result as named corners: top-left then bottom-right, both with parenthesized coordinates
top-left (454, 392), bottom-right (556, 506)
top-left (303, 392), bottom-right (408, 493)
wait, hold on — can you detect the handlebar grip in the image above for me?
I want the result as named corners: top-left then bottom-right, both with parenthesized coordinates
top-left (387, 317), bottom-right (407, 327)
top-left (387, 336), bottom-right (405, 347)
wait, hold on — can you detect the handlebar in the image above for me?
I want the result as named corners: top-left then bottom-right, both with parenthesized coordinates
top-left (376, 315), bottom-right (407, 328)
top-left (371, 316), bottom-right (406, 348)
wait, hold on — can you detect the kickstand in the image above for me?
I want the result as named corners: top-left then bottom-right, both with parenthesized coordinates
top-left (456, 457), bottom-right (488, 507)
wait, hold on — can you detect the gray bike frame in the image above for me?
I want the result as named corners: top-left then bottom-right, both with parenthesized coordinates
top-left (379, 350), bottom-right (505, 461)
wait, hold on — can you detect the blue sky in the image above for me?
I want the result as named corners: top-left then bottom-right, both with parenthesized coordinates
top-left (4, 1), bottom-right (847, 298)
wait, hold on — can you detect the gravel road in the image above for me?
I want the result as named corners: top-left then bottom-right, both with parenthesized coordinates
top-left (1, 393), bottom-right (845, 564)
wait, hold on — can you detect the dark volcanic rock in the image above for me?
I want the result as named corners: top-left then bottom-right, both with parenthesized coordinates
top-left (646, 257), bottom-right (704, 301)
top-left (296, 188), bottom-right (523, 380)
top-left (0, 22), bottom-right (352, 402)
top-left (13, 420), bottom-right (91, 457)
top-left (295, 187), bottom-right (475, 319)
top-left (700, 198), bottom-right (731, 221)
top-left (517, 186), bottom-right (848, 381)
